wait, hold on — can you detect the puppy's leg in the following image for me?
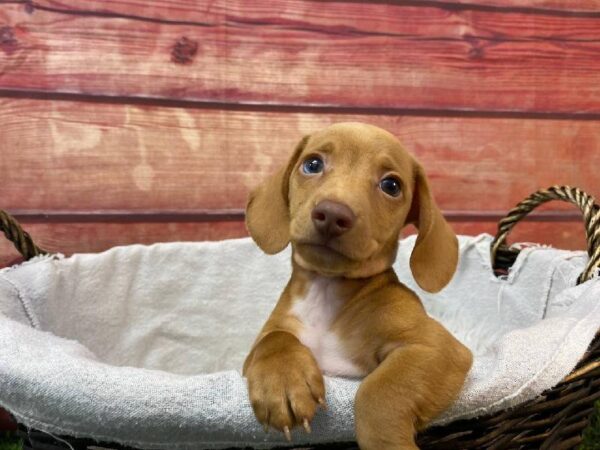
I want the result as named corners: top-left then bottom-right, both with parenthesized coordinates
top-left (244, 330), bottom-right (325, 438)
top-left (355, 336), bottom-right (471, 450)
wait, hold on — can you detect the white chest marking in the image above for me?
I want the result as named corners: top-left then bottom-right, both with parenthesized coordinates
top-left (291, 277), bottom-right (365, 377)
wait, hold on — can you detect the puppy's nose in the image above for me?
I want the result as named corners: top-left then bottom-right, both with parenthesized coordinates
top-left (311, 200), bottom-right (356, 238)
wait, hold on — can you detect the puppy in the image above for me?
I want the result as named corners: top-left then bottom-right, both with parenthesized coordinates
top-left (243, 122), bottom-right (472, 450)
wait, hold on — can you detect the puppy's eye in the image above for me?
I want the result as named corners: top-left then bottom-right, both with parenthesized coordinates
top-left (379, 177), bottom-right (402, 197)
top-left (302, 156), bottom-right (324, 175)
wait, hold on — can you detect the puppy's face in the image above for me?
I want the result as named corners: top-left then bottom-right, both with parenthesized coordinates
top-left (287, 124), bottom-right (415, 278)
top-left (246, 122), bottom-right (458, 291)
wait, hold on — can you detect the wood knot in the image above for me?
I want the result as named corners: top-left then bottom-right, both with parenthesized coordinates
top-left (0, 26), bottom-right (16, 44)
top-left (464, 36), bottom-right (485, 60)
top-left (0, 26), bottom-right (18, 55)
top-left (24, 0), bottom-right (35, 13)
top-left (171, 36), bottom-right (198, 64)
top-left (468, 45), bottom-right (484, 60)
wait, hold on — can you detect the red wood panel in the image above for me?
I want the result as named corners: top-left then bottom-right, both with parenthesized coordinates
top-left (0, 221), bottom-right (248, 267)
top-left (0, 221), bottom-right (587, 268)
top-left (425, 0), bottom-right (600, 12)
top-left (0, 407), bottom-right (16, 430)
top-left (449, 221), bottom-right (588, 251)
top-left (28, 0), bottom-right (600, 17)
top-left (1, 98), bottom-right (599, 213)
top-left (1, 2), bottom-right (599, 112)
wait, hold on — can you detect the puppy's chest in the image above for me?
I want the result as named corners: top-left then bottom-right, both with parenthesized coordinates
top-left (291, 278), bottom-right (365, 377)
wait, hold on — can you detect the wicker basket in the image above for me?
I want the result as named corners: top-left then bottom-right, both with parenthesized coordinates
top-left (1, 185), bottom-right (599, 450)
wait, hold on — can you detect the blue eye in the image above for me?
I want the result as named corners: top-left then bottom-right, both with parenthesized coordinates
top-left (302, 156), bottom-right (324, 174)
top-left (380, 177), bottom-right (402, 197)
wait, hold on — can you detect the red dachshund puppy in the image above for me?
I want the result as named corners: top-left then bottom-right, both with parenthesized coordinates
top-left (243, 123), bottom-right (472, 450)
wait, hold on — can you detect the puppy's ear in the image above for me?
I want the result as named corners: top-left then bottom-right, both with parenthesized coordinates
top-left (407, 163), bottom-right (458, 293)
top-left (245, 136), bottom-right (309, 254)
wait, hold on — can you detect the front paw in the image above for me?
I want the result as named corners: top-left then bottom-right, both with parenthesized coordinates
top-left (245, 331), bottom-right (326, 440)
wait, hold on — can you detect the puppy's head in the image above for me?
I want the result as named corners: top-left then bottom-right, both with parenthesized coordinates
top-left (246, 122), bottom-right (458, 292)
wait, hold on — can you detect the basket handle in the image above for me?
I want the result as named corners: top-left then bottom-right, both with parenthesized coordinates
top-left (0, 210), bottom-right (47, 261)
top-left (490, 186), bottom-right (600, 284)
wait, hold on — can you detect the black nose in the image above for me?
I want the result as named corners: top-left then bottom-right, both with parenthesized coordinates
top-left (311, 200), bottom-right (356, 238)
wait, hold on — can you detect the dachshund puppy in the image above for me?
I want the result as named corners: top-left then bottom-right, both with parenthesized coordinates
top-left (243, 122), bottom-right (472, 450)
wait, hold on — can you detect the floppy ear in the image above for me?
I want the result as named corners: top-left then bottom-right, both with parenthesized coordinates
top-left (245, 136), bottom-right (309, 254)
top-left (407, 163), bottom-right (458, 293)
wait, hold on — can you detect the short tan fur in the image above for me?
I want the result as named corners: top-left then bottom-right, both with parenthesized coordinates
top-left (244, 122), bottom-right (472, 450)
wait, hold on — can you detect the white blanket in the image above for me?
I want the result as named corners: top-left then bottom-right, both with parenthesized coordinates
top-left (0, 234), bottom-right (599, 449)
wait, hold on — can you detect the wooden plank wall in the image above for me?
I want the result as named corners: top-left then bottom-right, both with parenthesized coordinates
top-left (1, 0), bottom-right (599, 266)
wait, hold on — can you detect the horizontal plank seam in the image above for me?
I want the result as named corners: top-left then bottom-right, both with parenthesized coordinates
top-left (1, 0), bottom-right (215, 28)
top-left (2, 0), bottom-right (600, 26)
top-left (5, 210), bottom-right (586, 223)
top-left (2, 1), bottom-right (600, 43)
top-left (226, 16), bottom-right (600, 43)
top-left (2, 89), bottom-right (600, 119)
top-left (327, 0), bottom-right (600, 17)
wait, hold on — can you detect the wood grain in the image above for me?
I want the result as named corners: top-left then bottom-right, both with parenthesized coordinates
top-left (449, 220), bottom-right (588, 250)
top-left (0, 220), bottom-right (587, 268)
top-left (23, 0), bottom-right (600, 19)
top-left (422, 0), bottom-right (600, 13)
top-left (1, 1), bottom-right (599, 113)
top-left (1, 98), bottom-right (599, 213)
top-left (0, 221), bottom-right (248, 267)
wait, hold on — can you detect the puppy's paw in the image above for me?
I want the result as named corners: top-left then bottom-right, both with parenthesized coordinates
top-left (245, 331), bottom-right (325, 440)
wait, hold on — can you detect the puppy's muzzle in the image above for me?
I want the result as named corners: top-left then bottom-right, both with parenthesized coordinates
top-left (311, 200), bottom-right (355, 239)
